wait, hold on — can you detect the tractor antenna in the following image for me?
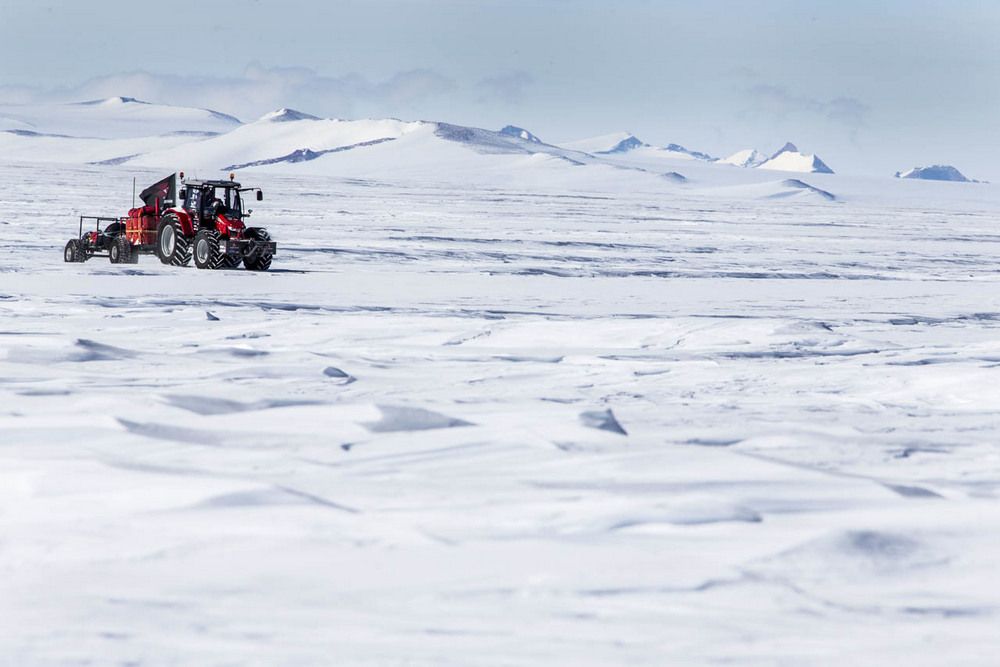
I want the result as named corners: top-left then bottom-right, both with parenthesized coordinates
top-left (132, 177), bottom-right (136, 210)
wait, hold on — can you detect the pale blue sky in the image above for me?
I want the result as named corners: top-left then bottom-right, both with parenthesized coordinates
top-left (2, 0), bottom-right (998, 178)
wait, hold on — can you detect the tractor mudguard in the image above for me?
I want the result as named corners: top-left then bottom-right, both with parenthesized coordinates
top-left (163, 207), bottom-right (195, 236)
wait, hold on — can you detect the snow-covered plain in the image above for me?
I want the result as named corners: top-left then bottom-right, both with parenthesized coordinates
top-left (3, 101), bottom-right (1000, 665)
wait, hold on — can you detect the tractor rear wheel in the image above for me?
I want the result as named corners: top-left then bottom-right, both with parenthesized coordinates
top-left (64, 239), bottom-right (85, 263)
top-left (243, 229), bottom-right (273, 271)
top-left (156, 215), bottom-right (191, 266)
top-left (193, 230), bottom-right (225, 270)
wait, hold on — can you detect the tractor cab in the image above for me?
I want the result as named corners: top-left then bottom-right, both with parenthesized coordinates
top-left (178, 176), bottom-right (263, 229)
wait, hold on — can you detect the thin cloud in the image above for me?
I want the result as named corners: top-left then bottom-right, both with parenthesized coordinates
top-left (0, 64), bottom-right (457, 121)
top-left (743, 84), bottom-right (871, 132)
top-left (476, 71), bottom-right (534, 105)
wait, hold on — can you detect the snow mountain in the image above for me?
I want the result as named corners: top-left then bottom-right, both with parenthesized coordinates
top-left (559, 133), bottom-right (714, 160)
top-left (599, 134), bottom-right (645, 154)
top-left (663, 143), bottom-right (715, 161)
top-left (559, 132), bottom-right (644, 154)
top-left (259, 108), bottom-right (321, 123)
top-left (0, 96), bottom-right (241, 139)
top-left (499, 125), bottom-right (543, 143)
top-left (757, 142), bottom-right (834, 174)
top-left (720, 148), bottom-right (768, 168)
top-left (895, 165), bottom-right (976, 182)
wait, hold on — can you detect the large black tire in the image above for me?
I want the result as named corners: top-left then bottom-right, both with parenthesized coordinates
top-left (109, 235), bottom-right (132, 264)
top-left (193, 229), bottom-right (225, 270)
top-left (156, 215), bottom-right (192, 266)
top-left (243, 228), bottom-right (273, 271)
top-left (64, 239), bottom-right (85, 263)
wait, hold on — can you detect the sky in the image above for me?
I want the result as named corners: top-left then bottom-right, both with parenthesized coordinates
top-left (1, 0), bottom-right (998, 178)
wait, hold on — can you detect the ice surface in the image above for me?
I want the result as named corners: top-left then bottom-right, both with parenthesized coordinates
top-left (2, 103), bottom-right (1000, 664)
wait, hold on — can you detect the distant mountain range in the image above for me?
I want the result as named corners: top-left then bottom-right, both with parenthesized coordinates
top-left (560, 132), bottom-right (716, 161)
top-left (0, 95), bottom-right (980, 190)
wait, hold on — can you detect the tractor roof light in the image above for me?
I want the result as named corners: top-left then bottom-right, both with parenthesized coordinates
top-left (229, 172), bottom-right (235, 181)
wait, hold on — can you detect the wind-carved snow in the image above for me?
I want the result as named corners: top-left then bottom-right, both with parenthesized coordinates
top-left (701, 178), bottom-right (836, 202)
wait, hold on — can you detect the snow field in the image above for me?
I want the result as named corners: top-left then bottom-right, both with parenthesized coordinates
top-left (3, 159), bottom-right (1000, 663)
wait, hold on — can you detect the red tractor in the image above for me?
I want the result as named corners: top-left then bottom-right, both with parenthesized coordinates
top-left (64, 172), bottom-right (276, 270)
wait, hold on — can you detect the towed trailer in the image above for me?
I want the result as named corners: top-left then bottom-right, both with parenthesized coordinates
top-left (63, 215), bottom-right (136, 263)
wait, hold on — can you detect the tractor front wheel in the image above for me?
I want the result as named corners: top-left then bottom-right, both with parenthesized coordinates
top-left (64, 239), bottom-right (85, 263)
top-left (156, 215), bottom-right (191, 266)
top-left (193, 230), bottom-right (224, 270)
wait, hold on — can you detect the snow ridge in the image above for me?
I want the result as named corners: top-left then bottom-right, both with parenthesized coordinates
top-left (598, 135), bottom-right (646, 154)
top-left (224, 138), bottom-right (399, 170)
top-left (75, 96), bottom-right (151, 106)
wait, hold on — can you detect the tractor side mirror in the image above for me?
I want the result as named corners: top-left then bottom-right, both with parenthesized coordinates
top-left (256, 190), bottom-right (263, 201)
top-left (178, 188), bottom-right (187, 200)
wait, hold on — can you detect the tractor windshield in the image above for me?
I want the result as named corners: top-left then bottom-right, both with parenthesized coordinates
top-left (201, 186), bottom-right (243, 219)
top-left (230, 189), bottom-right (244, 218)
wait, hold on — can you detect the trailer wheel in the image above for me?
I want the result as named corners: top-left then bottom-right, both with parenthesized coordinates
top-left (64, 239), bottom-right (85, 263)
top-left (193, 229), bottom-right (224, 270)
top-left (243, 229), bottom-right (273, 271)
top-left (156, 215), bottom-right (191, 266)
top-left (110, 235), bottom-right (133, 264)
